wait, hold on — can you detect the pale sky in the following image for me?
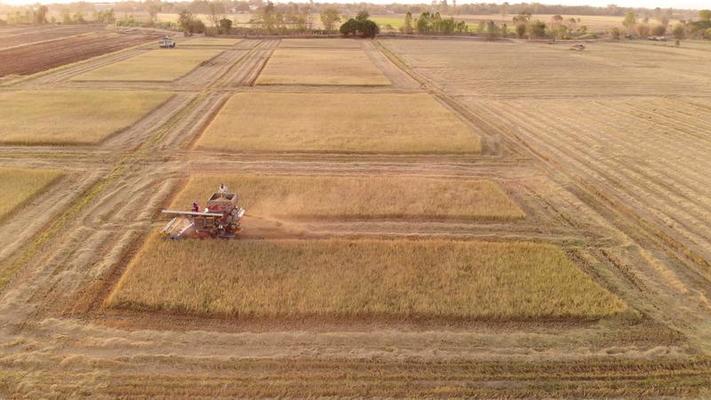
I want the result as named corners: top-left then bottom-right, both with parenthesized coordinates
top-left (0, 0), bottom-right (704, 10)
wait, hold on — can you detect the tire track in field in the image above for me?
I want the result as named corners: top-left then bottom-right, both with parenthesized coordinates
top-left (215, 39), bottom-right (279, 87)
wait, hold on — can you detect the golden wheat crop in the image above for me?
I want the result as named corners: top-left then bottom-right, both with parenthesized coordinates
top-left (0, 90), bottom-right (172, 145)
top-left (174, 174), bottom-right (524, 220)
top-left (108, 237), bottom-right (625, 320)
top-left (73, 48), bottom-right (222, 81)
top-left (0, 168), bottom-right (62, 221)
top-left (256, 48), bottom-right (390, 85)
top-left (196, 92), bottom-right (481, 153)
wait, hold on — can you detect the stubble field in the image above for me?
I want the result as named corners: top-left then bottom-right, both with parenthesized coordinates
top-left (196, 92), bottom-right (481, 153)
top-left (0, 33), bottom-right (710, 399)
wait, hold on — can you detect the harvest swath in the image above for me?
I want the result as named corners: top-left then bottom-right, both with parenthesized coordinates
top-left (108, 237), bottom-right (625, 320)
top-left (0, 90), bottom-right (172, 145)
top-left (173, 175), bottom-right (524, 220)
top-left (257, 47), bottom-right (391, 85)
top-left (0, 168), bottom-right (62, 221)
top-left (196, 92), bottom-right (481, 153)
top-left (73, 48), bottom-right (223, 81)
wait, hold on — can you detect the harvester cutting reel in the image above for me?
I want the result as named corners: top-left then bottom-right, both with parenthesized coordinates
top-left (160, 185), bottom-right (246, 239)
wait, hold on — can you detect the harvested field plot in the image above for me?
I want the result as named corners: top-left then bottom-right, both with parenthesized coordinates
top-left (108, 237), bottom-right (624, 320)
top-left (0, 168), bottom-right (62, 221)
top-left (466, 97), bottom-right (711, 256)
top-left (256, 48), bottom-right (390, 86)
top-left (175, 175), bottom-right (524, 220)
top-left (0, 90), bottom-right (172, 145)
top-left (278, 38), bottom-right (363, 48)
top-left (184, 37), bottom-right (241, 46)
top-left (72, 48), bottom-right (223, 81)
top-left (380, 40), bottom-right (711, 97)
top-left (0, 31), bottom-right (158, 78)
top-left (196, 92), bottom-right (480, 153)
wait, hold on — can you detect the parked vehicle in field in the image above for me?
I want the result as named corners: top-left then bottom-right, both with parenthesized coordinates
top-left (159, 36), bottom-right (176, 48)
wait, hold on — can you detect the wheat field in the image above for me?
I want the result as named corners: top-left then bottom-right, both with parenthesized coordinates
top-left (196, 92), bottom-right (481, 153)
top-left (256, 48), bottom-right (391, 86)
top-left (72, 49), bottom-right (222, 81)
top-left (107, 237), bottom-right (625, 320)
top-left (0, 90), bottom-right (172, 145)
top-left (174, 175), bottom-right (524, 220)
top-left (0, 168), bottom-right (62, 221)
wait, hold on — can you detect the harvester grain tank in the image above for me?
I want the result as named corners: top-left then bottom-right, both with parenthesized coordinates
top-left (161, 185), bottom-right (245, 239)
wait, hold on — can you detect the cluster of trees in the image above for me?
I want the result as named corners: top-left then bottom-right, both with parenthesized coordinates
top-left (3, 5), bottom-right (49, 24)
top-left (400, 11), bottom-right (467, 34)
top-left (339, 11), bottom-right (378, 38)
top-left (508, 13), bottom-right (575, 39)
top-left (248, 1), bottom-right (318, 33)
top-left (615, 9), bottom-right (711, 40)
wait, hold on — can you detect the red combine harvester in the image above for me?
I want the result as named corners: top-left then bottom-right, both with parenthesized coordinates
top-left (160, 185), bottom-right (245, 239)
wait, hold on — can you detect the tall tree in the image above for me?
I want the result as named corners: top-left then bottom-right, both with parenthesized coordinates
top-left (402, 11), bottom-right (413, 34)
top-left (319, 7), bottom-right (340, 31)
top-left (207, 1), bottom-right (225, 27)
top-left (622, 11), bottom-right (636, 33)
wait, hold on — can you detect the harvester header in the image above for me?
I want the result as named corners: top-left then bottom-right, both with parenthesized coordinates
top-left (160, 185), bottom-right (245, 239)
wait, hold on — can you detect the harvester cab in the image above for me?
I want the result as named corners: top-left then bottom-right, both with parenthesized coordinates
top-left (160, 185), bottom-right (245, 239)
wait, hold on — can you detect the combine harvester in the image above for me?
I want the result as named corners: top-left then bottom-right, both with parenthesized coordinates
top-left (161, 185), bottom-right (245, 239)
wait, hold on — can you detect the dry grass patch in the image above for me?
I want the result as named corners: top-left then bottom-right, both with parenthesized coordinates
top-left (0, 168), bottom-right (62, 221)
top-left (278, 38), bottom-right (363, 48)
top-left (108, 238), bottom-right (625, 320)
top-left (256, 48), bottom-right (390, 85)
top-left (72, 48), bottom-right (222, 81)
top-left (175, 175), bottom-right (524, 220)
top-left (184, 37), bottom-right (241, 46)
top-left (196, 92), bottom-right (480, 153)
top-left (0, 90), bottom-right (172, 145)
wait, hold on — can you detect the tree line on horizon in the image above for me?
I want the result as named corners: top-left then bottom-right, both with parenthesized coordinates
top-left (2, 0), bottom-right (709, 41)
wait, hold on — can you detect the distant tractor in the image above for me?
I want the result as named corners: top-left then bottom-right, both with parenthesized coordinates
top-left (160, 185), bottom-right (245, 239)
top-left (159, 36), bottom-right (176, 48)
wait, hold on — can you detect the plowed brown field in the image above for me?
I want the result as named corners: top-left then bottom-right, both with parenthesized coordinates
top-left (0, 31), bottom-right (160, 78)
